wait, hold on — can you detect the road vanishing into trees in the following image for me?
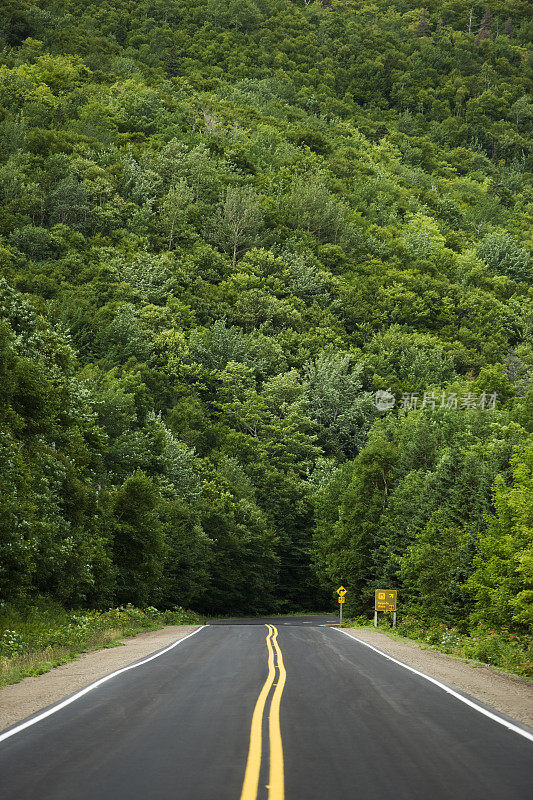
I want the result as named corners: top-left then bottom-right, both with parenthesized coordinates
top-left (1, 616), bottom-right (531, 800)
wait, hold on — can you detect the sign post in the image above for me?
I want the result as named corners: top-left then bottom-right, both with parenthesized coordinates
top-left (336, 586), bottom-right (347, 625)
top-left (374, 590), bottom-right (397, 627)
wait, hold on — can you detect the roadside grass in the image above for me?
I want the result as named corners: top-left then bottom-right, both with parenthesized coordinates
top-left (343, 614), bottom-right (533, 679)
top-left (0, 601), bottom-right (203, 688)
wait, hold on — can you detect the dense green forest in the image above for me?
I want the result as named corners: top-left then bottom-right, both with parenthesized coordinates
top-left (0, 0), bottom-right (531, 633)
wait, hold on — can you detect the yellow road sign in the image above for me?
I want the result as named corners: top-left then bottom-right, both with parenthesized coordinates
top-left (338, 596), bottom-right (345, 604)
top-left (374, 589), bottom-right (397, 612)
top-left (336, 586), bottom-right (347, 596)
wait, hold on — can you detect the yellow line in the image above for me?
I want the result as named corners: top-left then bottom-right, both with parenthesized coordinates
top-left (268, 626), bottom-right (286, 800)
top-left (240, 625), bottom-right (276, 800)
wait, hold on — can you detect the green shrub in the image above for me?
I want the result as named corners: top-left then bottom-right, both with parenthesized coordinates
top-left (0, 601), bottom-right (202, 686)
top-left (350, 613), bottom-right (533, 677)
top-left (397, 616), bottom-right (533, 676)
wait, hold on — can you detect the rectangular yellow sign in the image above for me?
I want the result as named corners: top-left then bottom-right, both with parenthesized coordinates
top-left (375, 589), bottom-right (397, 611)
top-left (338, 596), bottom-right (345, 604)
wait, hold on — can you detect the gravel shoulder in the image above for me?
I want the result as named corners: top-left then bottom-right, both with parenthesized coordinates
top-left (342, 627), bottom-right (533, 728)
top-left (0, 625), bottom-right (199, 733)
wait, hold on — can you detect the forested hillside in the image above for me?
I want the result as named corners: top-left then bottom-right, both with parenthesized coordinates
top-left (0, 0), bottom-right (531, 632)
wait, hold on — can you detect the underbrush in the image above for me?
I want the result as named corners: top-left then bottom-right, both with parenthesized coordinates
top-left (0, 600), bottom-right (202, 687)
top-left (345, 614), bottom-right (533, 678)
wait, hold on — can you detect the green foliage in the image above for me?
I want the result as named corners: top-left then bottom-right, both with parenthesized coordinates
top-left (400, 511), bottom-right (467, 621)
top-left (468, 444), bottom-right (533, 628)
top-left (476, 232), bottom-right (532, 283)
top-left (0, 0), bottom-right (531, 632)
top-left (111, 470), bottom-right (166, 606)
top-left (0, 600), bottom-right (202, 686)
top-left (391, 616), bottom-right (533, 677)
top-left (209, 187), bottom-right (264, 266)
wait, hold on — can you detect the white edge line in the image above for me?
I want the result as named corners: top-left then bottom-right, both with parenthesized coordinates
top-left (335, 628), bottom-right (533, 743)
top-left (0, 625), bottom-right (206, 745)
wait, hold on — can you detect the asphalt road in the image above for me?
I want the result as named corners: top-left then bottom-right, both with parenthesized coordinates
top-left (1, 616), bottom-right (531, 800)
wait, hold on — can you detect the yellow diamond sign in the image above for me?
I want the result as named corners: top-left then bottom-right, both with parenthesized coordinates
top-left (336, 586), bottom-right (347, 597)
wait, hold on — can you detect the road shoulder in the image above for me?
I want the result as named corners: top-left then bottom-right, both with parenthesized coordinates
top-left (0, 625), bottom-right (199, 733)
top-left (340, 627), bottom-right (533, 727)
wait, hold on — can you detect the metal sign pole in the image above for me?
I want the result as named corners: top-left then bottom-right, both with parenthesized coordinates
top-left (336, 586), bottom-right (346, 625)
top-left (375, 589), bottom-right (397, 626)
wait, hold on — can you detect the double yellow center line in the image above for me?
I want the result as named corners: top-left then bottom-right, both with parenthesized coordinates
top-left (240, 625), bottom-right (287, 800)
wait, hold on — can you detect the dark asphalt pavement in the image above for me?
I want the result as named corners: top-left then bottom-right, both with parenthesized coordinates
top-left (0, 617), bottom-right (531, 800)
top-left (209, 614), bottom-right (339, 626)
